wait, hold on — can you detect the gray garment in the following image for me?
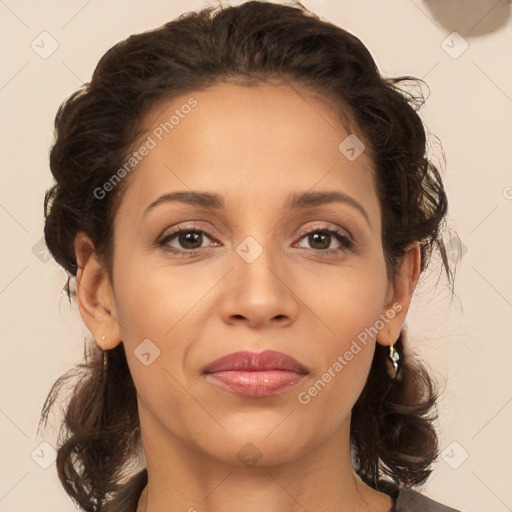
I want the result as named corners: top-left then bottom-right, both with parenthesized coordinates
top-left (396, 488), bottom-right (462, 511)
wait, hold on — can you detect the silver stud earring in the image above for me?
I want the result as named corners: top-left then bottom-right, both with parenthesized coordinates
top-left (387, 344), bottom-right (402, 380)
top-left (389, 343), bottom-right (401, 380)
top-left (100, 336), bottom-right (107, 371)
top-left (389, 343), bottom-right (400, 377)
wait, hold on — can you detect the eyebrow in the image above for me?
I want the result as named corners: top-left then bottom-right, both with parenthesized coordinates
top-left (144, 190), bottom-right (371, 227)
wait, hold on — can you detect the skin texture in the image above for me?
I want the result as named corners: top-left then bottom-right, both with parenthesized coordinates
top-left (74, 83), bottom-right (421, 512)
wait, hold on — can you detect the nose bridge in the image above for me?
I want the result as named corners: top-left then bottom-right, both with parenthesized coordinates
top-left (233, 230), bottom-right (281, 290)
top-left (224, 226), bottom-right (296, 318)
top-left (228, 202), bottom-right (277, 265)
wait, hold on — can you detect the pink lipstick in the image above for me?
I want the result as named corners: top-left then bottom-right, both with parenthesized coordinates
top-left (202, 350), bottom-right (309, 398)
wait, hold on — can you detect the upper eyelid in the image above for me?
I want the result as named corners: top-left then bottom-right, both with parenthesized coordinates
top-left (160, 221), bottom-right (351, 238)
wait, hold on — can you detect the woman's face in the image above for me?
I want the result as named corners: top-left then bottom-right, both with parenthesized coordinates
top-left (102, 82), bottom-right (407, 466)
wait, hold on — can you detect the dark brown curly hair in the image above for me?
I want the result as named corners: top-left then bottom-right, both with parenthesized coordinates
top-left (38, 2), bottom-right (459, 511)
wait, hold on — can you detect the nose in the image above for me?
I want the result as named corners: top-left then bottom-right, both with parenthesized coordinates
top-left (220, 236), bottom-right (299, 329)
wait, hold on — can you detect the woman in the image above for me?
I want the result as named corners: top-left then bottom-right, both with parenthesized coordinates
top-left (39, 1), bottom-right (463, 511)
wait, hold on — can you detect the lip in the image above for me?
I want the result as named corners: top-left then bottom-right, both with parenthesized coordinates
top-left (202, 350), bottom-right (309, 398)
top-left (202, 350), bottom-right (309, 374)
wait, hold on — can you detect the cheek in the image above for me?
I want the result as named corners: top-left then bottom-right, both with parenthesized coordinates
top-left (112, 265), bottom-right (198, 432)
top-left (111, 254), bottom-right (218, 401)
top-left (303, 263), bottom-right (388, 347)
top-left (113, 250), bottom-right (212, 341)
top-left (295, 323), bottom-right (376, 433)
top-left (294, 269), bottom-right (386, 416)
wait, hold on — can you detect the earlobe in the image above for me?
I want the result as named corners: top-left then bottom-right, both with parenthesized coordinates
top-left (376, 241), bottom-right (422, 347)
top-left (74, 232), bottom-right (121, 350)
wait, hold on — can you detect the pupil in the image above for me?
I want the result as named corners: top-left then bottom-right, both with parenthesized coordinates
top-left (311, 232), bottom-right (329, 249)
top-left (180, 232), bottom-right (202, 249)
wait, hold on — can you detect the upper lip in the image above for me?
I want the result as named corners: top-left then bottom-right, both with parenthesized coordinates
top-left (202, 350), bottom-right (309, 375)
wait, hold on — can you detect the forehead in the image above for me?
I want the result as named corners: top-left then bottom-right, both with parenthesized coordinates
top-left (116, 82), bottom-right (379, 224)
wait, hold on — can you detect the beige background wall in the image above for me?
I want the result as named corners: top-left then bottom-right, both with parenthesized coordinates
top-left (1, 0), bottom-right (511, 510)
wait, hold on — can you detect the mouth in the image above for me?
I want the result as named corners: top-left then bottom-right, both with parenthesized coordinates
top-left (202, 350), bottom-right (309, 398)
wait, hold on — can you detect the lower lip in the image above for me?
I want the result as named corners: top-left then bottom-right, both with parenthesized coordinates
top-left (205, 370), bottom-right (307, 397)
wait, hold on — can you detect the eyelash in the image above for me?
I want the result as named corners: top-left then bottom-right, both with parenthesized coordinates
top-left (156, 224), bottom-right (354, 258)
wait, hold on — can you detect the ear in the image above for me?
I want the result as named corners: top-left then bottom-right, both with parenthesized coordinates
top-left (376, 241), bottom-right (422, 347)
top-left (74, 232), bottom-right (121, 350)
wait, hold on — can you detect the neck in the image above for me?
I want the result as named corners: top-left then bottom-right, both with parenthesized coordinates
top-left (134, 408), bottom-right (393, 512)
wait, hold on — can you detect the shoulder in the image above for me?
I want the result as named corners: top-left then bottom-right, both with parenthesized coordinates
top-left (396, 487), bottom-right (463, 512)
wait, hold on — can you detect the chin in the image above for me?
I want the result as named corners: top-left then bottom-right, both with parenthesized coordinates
top-left (200, 415), bottom-right (314, 466)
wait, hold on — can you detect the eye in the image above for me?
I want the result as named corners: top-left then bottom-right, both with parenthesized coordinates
top-left (293, 225), bottom-right (354, 254)
top-left (157, 224), bottom-right (354, 257)
top-left (157, 227), bottom-right (218, 257)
